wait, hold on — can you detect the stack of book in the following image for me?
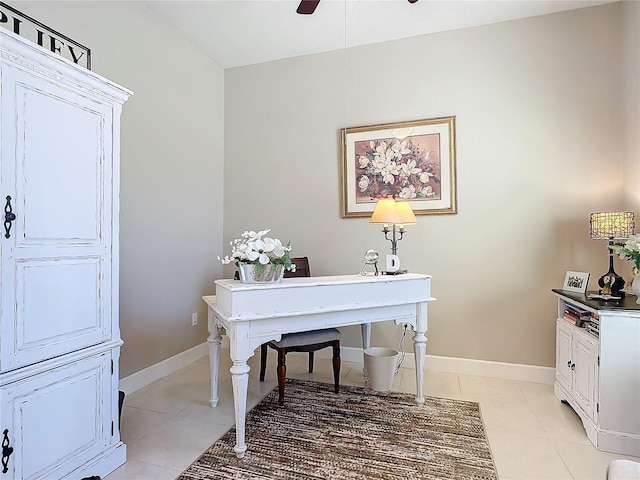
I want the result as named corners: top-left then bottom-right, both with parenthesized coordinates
top-left (584, 317), bottom-right (600, 338)
top-left (563, 303), bottom-right (591, 327)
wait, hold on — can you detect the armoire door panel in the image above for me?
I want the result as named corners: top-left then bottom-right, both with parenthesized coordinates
top-left (0, 352), bottom-right (112, 480)
top-left (15, 78), bottom-right (109, 245)
top-left (1, 257), bottom-right (109, 371)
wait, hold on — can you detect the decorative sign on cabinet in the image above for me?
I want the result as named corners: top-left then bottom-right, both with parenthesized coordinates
top-left (552, 289), bottom-right (640, 457)
top-left (0, 28), bottom-right (131, 479)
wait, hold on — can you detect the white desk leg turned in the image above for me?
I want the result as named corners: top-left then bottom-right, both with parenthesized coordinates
top-left (230, 359), bottom-right (250, 458)
top-left (361, 323), bottom-right (371, 374)
top-left (207, 305), bottom-right (222, 407)
top-left (413, 301), bottom-right (428, 406)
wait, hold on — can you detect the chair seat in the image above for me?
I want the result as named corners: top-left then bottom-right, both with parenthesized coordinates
top-left (270, 328), bottom-right (340, 348)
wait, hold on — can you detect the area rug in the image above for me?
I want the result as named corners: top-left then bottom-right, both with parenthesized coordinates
top-left (177, 379), bottom-right (497, 480)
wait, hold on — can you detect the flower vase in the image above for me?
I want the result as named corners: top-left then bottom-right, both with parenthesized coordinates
top-left (632, 274), bottom-right (640, 305)
top-left (238, 264), bottom-right (284, 284)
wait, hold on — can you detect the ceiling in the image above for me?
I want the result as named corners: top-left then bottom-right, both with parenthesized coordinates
top-left (144, 0), bottom-right (617, 69)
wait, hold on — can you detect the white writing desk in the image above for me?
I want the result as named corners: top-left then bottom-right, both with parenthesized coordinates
top-left (203, 273), bottom-right (434, 458)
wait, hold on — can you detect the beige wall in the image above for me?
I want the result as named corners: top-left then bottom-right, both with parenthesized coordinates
top-left (623, 0), bottom-right (640, 212)
top-left (10, 1), bottom-right (635, 375)
top-left (224, 4), bottom-right (627, 368)
top-left (15, 1), bottom-right (225, 377)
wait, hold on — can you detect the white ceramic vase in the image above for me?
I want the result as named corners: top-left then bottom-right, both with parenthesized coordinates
top-left (632, 274), bottom-right (640, 305)
top-left (238, 263), bottom-right (284, 283)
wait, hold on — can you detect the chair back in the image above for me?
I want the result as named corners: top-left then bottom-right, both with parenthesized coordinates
top-left (285, 257), bottom-right (311, 278)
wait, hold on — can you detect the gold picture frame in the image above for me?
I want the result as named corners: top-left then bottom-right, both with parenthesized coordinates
top-left (341, 116), bottom-right (457, 218)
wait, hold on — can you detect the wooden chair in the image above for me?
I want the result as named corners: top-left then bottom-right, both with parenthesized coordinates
top-left (259, 257), bottom-right (341, 405)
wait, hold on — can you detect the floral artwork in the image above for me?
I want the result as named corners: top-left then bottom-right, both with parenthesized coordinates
top-left (342, 117), bottom-right (457, 218)
top-left (354, 134), bottom-right (442, 202)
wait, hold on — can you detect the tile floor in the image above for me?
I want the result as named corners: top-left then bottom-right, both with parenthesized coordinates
top-left (105, 352), bottom-right (639, 480)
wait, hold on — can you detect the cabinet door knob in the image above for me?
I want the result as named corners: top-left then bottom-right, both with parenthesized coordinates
top-left (571, 363), bottom-right (576, 370)
top-left (567, 360), bottom-right (572, 367)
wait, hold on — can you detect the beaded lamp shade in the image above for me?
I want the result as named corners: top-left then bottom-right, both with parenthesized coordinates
top-left (589, 212), bottom-right (635, 239)
top-left (589, 211), bottom-right (635, 297)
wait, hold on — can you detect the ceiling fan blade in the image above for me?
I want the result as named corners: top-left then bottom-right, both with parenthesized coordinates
top-left (297, 0), bottom-right (320, 15)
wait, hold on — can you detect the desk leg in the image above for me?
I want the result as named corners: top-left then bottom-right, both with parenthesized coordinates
top-left (208, 326), bottom-right (222, 407)
top-left (361, 323), bottom-right (371, 374)
top-left (413, 331), bottom-right (426, 405)
top-left (230, 361), bottom-right (250, 458)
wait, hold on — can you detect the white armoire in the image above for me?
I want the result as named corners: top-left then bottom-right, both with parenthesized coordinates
top-left (0, 29), bottom-right (131, 479)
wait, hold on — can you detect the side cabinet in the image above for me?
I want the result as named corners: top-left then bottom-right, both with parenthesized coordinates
top-left (553, 290), bottom-right (640, 457)
top-left (555, 320), bottom-right (598, 421)
top-left (0, 29), bottom-right (131, 479)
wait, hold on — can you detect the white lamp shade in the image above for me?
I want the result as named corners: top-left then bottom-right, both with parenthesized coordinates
top-left (396, 201), bottom-right (417, 225)
top-left (370, 198), bottom-right (402, 224)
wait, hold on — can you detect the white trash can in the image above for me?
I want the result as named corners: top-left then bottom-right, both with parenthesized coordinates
top-left (364, 347), bottom-right (399, 392)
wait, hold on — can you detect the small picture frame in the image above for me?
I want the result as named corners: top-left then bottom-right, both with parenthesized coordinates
top-left (563, 271), bottom-right (590, 294)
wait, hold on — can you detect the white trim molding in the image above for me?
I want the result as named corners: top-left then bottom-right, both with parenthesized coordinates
top-left (121, 340), bottom-right (554, 395)
top-left (119, 342), bottom-right (209, 394)
top-left (330, 346), bottom-right (555, 385)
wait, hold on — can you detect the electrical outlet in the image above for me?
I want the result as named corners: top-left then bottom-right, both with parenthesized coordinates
top-left (191, 312), bottom-right (198, 326)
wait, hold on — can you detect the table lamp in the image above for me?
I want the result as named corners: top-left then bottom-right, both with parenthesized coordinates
top-left (589, 211), bottom-right (635, 296)
top-left (370, 198), bottom-right (417, 274)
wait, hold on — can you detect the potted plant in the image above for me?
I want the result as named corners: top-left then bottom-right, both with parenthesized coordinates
top-left (218, 228), bottom-right (293, 283)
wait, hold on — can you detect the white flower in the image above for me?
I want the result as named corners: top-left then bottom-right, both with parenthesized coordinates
top-left (264, 237), bottom-right (289, 258)
top-left (358, 156), bottom-right (370, 168)
top-left (419, 171), bottom-right (434, 183)
top-left (612, 234), bottom-right (640, 269)
top-left (358, 175), bottom-right (370, 192)
top-left (380, 162), bottom-right (399, 184)
top-left (399, 159), bottom-right (421, 177)
top-left (391, 140), bottom-right (411, 161)
top-left (219, 228), bottom-right (293, 272)
top-left (399, 185), bottom-right (417, 199)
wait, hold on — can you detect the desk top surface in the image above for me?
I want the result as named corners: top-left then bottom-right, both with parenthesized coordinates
top-left (215, 272), bottom-right (431, 293)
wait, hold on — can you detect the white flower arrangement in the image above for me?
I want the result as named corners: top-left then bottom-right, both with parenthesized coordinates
top-left (611, 233), bottom-right (640, 271)
top-left (218, 228), bottom-right (294, 272)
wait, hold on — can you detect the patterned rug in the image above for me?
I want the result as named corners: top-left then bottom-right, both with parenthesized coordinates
top-left (177, 379), bottom-right (497, 480)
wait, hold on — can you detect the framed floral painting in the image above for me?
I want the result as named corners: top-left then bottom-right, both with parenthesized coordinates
top-left (341, 116), bottom-right (457, 218)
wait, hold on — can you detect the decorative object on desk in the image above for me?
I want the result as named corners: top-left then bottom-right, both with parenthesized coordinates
top-left (611, 233), bottom-right (640, 304)
top-left (360, 249), bottom-right (379, 276)
top-left (176, 380), bottom-right (497, 480)
top-left (369, 198), bottom-right (416, 274)
top-left (589, 211), bottom-right (635, 298)
top-left (588, 293), bottom-right (623, 302)
top-left (341, 116), bottom-right (457, 218)
top-left (218, 228), bottom-right (292, 283)
top-left (238, 263), bottom-right (284, 283)
top-left (562, 271), bottom-right (590, 294)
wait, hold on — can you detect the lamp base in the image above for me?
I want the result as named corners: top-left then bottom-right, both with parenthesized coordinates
top-left (382, 270), bottom-right (408, 275)
top-left (598, 271), bottom-right (626, 298)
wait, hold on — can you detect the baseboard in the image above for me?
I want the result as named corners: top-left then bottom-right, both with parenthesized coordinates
top-left (120, 339), bottom-right (554, 394)
top-left (316, 346), bottom-right (555, 385)
top-left (119, 342), bottom-right (209, 394)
